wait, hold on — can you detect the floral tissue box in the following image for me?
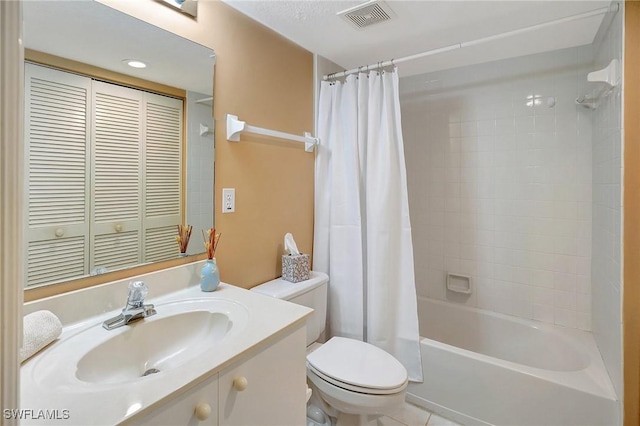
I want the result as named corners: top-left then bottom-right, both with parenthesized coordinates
top-left (282, 254), bottom-right (310, 283)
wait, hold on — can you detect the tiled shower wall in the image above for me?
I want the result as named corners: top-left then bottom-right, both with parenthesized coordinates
top-left (590, 6), bottom-right (623, 400)
top-left (185, 90), bottom-right (215, 254)
top-left (401, 47), bottom-right (594, 330)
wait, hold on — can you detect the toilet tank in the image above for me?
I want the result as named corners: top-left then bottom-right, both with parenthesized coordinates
top-left (251, 271), bottom-right (328, 346)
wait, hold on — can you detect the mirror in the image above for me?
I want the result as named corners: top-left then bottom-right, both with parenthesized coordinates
top-left (23, 1), bottom-right (215, 288)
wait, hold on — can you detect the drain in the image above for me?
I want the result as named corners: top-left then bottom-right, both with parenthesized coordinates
top-left (142, 368), bottom-right (160, 377)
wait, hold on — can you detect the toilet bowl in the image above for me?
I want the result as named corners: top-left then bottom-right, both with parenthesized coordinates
top-left (252, 272), bottom-right (408, 425)
top-left (307, 336), bottom-right (407, 424)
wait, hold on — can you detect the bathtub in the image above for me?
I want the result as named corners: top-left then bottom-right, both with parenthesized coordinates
top-left (406, 298), bottom-right (618, 426)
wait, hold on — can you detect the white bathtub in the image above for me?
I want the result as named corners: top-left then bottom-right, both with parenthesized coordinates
top-left (406, 298), bottom-right (618, 426)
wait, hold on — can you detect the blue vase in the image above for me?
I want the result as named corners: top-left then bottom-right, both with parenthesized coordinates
top-left (200, 258), bottom-right (220, 292)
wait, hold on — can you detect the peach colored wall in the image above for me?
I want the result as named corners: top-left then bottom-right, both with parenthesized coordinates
top-left (98, 0), bottom-right (315, 289)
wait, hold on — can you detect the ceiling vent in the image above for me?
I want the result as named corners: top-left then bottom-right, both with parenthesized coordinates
top-left (337, 1), bottom-right (395, 29)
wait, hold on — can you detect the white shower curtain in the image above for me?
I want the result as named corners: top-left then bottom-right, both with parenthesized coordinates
top-left (314, 69), bottom-right (423, 382)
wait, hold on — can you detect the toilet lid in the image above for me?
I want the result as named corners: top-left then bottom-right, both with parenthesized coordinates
top-left (306, 337), bottom-right (408, 392)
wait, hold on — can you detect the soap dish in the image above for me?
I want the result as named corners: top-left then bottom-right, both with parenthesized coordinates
top-left (446, 273), bottom-right (471, 294)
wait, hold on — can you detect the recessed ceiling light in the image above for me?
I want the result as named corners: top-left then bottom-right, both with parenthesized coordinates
top-left (123, 59), bottom-right (147, 69)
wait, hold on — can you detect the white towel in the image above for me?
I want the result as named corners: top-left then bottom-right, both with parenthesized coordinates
top-left (20, 310), bottom-right (62, 363)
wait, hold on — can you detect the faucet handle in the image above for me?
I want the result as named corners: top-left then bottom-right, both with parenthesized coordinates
top-left (126, 281), bottom-right (148, 306)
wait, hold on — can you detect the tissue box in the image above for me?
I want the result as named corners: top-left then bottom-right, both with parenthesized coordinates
top-left (282, 254), bottom-right (310, 283)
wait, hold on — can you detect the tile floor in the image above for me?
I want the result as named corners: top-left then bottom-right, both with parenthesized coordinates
top-left (373, 402), bottom-right (462, 426)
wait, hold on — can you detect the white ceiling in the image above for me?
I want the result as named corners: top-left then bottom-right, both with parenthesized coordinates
top-left (223, 0), bottom-right (611, 77)
top-left (23, 0), bottom-right (215, 95)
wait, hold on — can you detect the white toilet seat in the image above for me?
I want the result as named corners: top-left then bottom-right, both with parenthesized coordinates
top-left (307, 363), bottom-right (407, 395)
top-left (306, 337), bottom-right (408, 395)
top-left (307, 367), bottom-right (406, 416)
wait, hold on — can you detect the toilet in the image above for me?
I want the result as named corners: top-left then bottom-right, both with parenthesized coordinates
top-left (251, 271), bottom-right (408, 426)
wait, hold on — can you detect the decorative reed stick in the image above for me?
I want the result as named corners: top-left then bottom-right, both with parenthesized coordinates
top-left (176, 224), bottom-right (192, 254)
top-left (203, 228), bottom-right (222, 260)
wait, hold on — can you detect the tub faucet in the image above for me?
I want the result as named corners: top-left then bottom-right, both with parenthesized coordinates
top-left (102, 281), bottom-right (157, 330)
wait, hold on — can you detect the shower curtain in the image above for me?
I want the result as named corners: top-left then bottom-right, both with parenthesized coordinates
top-left (314, 69), bottom-right (423, 382)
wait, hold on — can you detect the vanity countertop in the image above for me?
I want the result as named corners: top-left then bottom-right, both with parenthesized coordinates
top-left (19, 277), bottom-right (312, 425)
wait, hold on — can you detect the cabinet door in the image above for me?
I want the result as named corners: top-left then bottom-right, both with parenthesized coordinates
top-left (24, 63), bottom-right (91, 286)
top-left (142, 92), bottom-right (182, 263)
top-left (135, 375), bottom-right (219, 426)
top-left (219, 327), bottom-right (307, 426)
top-left (90, 80), bottom-right (143, 272)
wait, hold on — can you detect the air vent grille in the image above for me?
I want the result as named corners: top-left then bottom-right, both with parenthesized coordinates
top-left (338, 1), bottom-right (394, 29)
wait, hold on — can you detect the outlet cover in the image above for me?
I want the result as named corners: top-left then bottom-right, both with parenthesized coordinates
top-left (222, 188), bottom-right (235, 213)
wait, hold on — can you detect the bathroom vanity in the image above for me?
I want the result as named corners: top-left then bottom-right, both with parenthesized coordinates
top-left (138, 327), bottom-right (305, 425)
top-left (20, 262), bottom-right (312, 425)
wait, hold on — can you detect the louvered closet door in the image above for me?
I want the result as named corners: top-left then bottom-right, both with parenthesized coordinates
top-left (24, 63), bottom-right (91, 287)
top-left (143, 93), bottom-right (183, 262)
top-left (90, 81), bottom-right (143, 272)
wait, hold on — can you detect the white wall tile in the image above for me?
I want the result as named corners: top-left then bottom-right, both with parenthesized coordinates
top-left (535, 115), bottom-right (555, 133)
top-left (402, 46), bottom-right (595, 333)
top-left (555, 308), bottom-right (577, 328)
top-left (477, 120), bottom-right (496, 136)
top-left (449, 123), bottom-right (461, 138)
top-left (461, 121), bottom-right (478, 137)
top-left (512, 283), bottom-right (533, 318)
top-left (513, 100), bottom-right (534, 117)
top-left (576, 312), bottom-right (592, 331)
top-left (534, 286), bottom-right (555, 306)
top-left (554, 289), bottom-right (577, 310)
top-left (533, 303), bottom-right (554, 323)
top-left (185, 90), bottom-right (215, 254)
top-left (515, 116), bottom-right (535, 134)
top-left (590, 6), bottom-right (623, 399)
top-left (425, 269), bottom-right (446, 300)
top-left (532, 269), bottom-right (555, 288)
top-left (476, 279), bottom-right (512, 315)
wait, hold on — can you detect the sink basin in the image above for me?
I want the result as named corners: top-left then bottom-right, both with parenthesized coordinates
top-left (29, 298), bottom-right (249, 389)
top-left (77, 310), bottom-right (232, 384)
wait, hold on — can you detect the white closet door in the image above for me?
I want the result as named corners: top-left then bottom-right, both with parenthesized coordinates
top-left (142, 92), bottom-right (182, 262)
top-left (24, 63), bottom-right (91, 286)
top-left (90, 81), bottom-right (143, 272)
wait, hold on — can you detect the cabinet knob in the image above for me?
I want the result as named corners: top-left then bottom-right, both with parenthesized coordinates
top-left (194, 402), bottom-right (211, 421)
top-left (55, 228), bottom-right (64, 237)
top-left (115, 224), bottom-right (123, 232)
top-left (233, 376), bottom-right (248, 391)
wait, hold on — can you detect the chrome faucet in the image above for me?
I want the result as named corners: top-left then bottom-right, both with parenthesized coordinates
top-left (102, 281), bottom-right (157, 330)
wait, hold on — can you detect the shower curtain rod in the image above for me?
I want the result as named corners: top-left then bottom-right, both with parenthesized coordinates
top-left (323, 4), bottom-right (618, 81)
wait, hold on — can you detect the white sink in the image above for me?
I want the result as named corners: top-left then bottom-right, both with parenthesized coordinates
top-left (29, 298), bottom-right (249, 389)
